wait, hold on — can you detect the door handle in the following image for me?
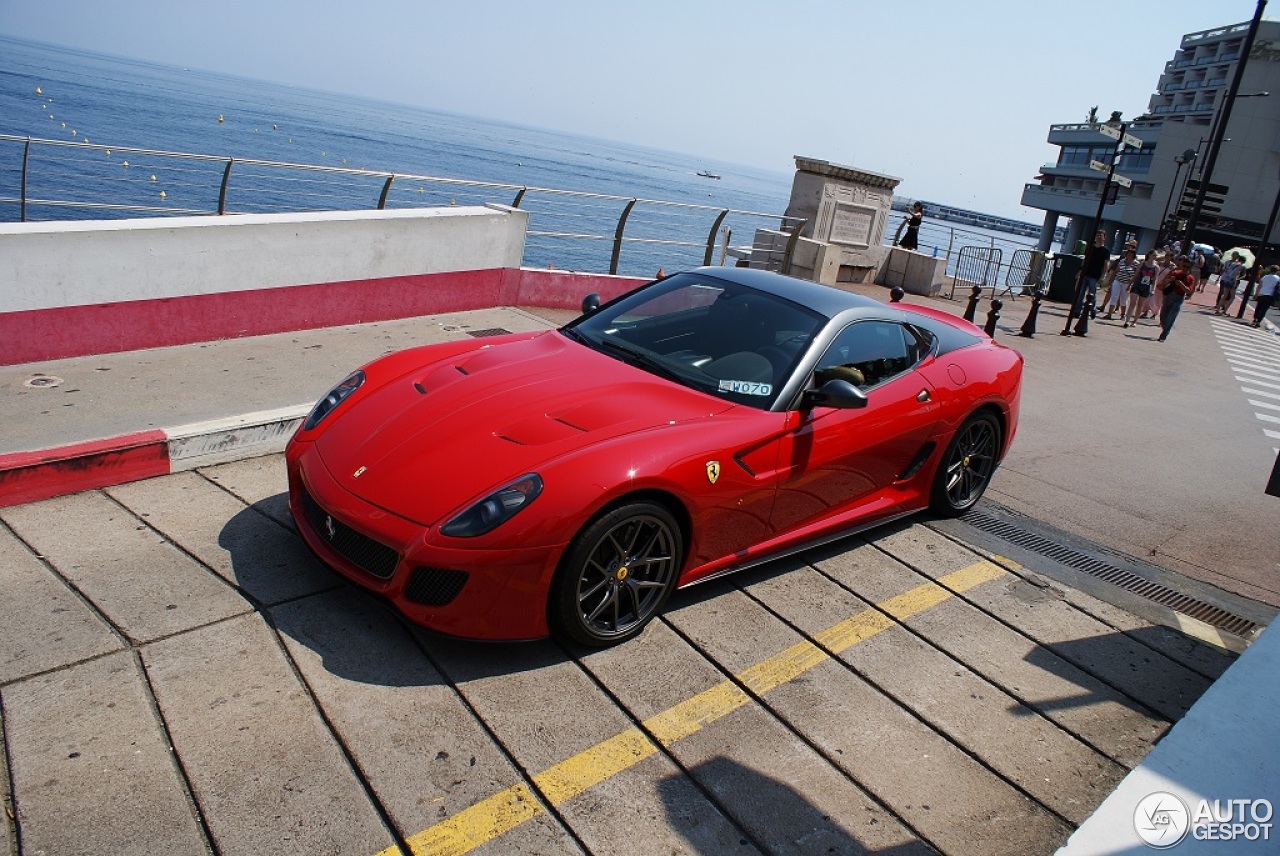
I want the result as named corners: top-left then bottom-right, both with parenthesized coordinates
top-left (916, 389), bottom-right (931, 403)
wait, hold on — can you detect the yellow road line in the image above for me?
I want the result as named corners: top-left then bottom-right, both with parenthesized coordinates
top-left (390, 559), bottom-right (1005, 856)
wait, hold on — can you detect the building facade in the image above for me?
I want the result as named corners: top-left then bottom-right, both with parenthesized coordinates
top-left (1023, 20), bottom-right (1280, 254)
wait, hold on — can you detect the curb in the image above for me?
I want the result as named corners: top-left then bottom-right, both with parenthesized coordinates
top-left (0, 404), bottom-right (310, 507)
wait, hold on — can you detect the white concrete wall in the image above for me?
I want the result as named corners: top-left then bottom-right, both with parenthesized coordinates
top-left (0, 205), bottom-right (528, 313)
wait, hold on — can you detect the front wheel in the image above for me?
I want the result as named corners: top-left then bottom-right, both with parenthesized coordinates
top-left (929, 411), bottom-right (1002, 517)
top-left (549, 501), bottom-right (683, 647)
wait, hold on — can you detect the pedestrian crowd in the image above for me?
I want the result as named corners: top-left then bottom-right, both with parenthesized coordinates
top-left (1080, 234), bottom-right (1279, 341)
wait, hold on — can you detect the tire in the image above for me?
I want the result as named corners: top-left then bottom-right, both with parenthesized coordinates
top-left (549, 501), bottom-right (683, 647)
top-left (929, 411), bottom-right (1002, 517)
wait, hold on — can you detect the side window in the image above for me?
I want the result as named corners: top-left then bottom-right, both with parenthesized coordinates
top-left (814, 321), bottom-right (918, 389)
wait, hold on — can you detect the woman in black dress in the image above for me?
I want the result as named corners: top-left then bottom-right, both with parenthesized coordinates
top-left (899, 202), bottom-right (923, 251)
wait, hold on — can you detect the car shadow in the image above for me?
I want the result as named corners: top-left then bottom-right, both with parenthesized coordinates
top-left (217, 495), bottom-right (566, 687)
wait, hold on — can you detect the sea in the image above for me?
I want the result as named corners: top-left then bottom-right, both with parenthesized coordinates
top-left (0, 35), bottom-right (1040, 278)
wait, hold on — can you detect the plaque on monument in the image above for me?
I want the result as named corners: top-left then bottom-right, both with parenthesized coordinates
top-left (830, 203), bottom-right (876, 247)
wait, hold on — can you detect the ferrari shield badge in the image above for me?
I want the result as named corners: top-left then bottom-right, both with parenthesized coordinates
top-left (706, 460), bottom-right (721, 484)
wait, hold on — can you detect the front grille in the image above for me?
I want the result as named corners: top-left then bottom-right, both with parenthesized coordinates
top-left (300, 487), bottom-right (400, 580)
top-left (404, 566), bottom-right (469, 606)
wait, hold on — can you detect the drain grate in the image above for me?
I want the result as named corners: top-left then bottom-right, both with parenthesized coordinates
top-left (962, 509), bottom-right (1261, 638)
top-left (466, 327), bottom-right (513, 338)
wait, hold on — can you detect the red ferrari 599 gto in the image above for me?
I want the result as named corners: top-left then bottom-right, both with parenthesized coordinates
top-left (287, 267), bottom-right (1022, 646)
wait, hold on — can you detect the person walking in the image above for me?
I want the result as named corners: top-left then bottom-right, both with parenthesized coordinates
top-left (1158, 255), bottom-right (1195, 342)
top-left (1146, 252), bottom-right (1173, 320)
top-left (1215, 253), bottom-right (1245, 315)
top-left (1124, 250), bottom-right (1159, 328)
top-left (1074, 230), bottom-right (1111, 321)
top-left (1202, 250), bottom-right (1222, 293)
top-left (1252, 265), bottom-right (1280, 328)
top-left (1102, 247), bottom-right (1138, 320)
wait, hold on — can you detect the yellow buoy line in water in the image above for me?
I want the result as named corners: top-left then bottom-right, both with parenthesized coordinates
top-left (22, 82), bottom-right (504, 210)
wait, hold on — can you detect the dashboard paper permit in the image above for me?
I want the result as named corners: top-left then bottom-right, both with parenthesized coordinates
top-left (718, 380), bottom-right (772, 397)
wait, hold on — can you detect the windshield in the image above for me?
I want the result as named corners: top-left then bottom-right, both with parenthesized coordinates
top-left (562, 273), bottom-right (827, 409)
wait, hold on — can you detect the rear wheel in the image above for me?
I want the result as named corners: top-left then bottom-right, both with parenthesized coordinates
top-left (929, 411), bottom-right (1001, 516)
top-left (549, 501), bottom-right (682, 647)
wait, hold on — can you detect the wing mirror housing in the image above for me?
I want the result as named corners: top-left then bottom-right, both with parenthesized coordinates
top-left (581, 292), bottom-right (601, 315)
top-left (802, 378), bottom-right (868, 410)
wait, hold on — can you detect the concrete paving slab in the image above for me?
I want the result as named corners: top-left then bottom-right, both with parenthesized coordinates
top-left (581, 618), bottom-right (930, 855)
top-left (0, 523), bottom-right (122, 684)
top-left (3, 651), bottom-right (208, 855)
top-left (0, 491), bottom-right (252, 643)
top-left (427, 638), bottom-right (756, 856)
top-left (141, 611), bottom-right (397, 856)
top-left (270, 591), bottom-right (582, 855)
top-left (1055, 619), bottom-right (1280, 855)
top-left (664, 582), bottom-right (1073, 855)
top-left (106, 471), bottom-right (337, 607)
top-left (871, 526), bottom-right (1212, 722)
top-left (742, 562), bottom-right (1126, 824)
top-left (813, 539), bottom-right (1170, 768)
top-left (1004, 556), bottom-right (1239, 680)
top-left (197, 453), bottom-right (294, 529)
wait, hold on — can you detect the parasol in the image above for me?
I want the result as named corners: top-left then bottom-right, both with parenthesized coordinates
top-left (1225, 246), bottom-right (1256, 268)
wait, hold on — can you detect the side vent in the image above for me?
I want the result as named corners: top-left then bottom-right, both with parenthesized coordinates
top-left (897, 442), bottom-right (937, 481)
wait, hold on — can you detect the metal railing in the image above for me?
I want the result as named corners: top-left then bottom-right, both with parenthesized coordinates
top-left (0, 134), bottom-right (800, 278)
top-left (2, 134), bottom-right (1051, 290)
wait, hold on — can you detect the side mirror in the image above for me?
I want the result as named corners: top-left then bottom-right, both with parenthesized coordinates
top-left (802, 378), bottom-right (868, 410)
top-left (581, 293), bottom-right (601, 315)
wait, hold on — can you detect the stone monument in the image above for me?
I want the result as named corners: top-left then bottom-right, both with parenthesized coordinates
top-left (748, 156), bottom-right (945, 296)
top-left (749, 157), bottom-right (898, 285)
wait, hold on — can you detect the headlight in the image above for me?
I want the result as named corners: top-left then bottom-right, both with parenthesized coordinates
top-left (304, 370), bottom-right (365, 430)
top-left (441, 474), bottom-right (543, 538)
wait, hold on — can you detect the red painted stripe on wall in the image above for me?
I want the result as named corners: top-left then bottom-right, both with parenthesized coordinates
top-left (0, 431), bottom-right (171, 506)
top-left (0, 268), bottom-right (648, 366)
top-left (0, 269), bottom-right (507, 365)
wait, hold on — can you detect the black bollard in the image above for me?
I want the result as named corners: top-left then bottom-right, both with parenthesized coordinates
top-left (1017, 289), bottom-right (1044, 338)
top-left (889, 286), bottom-right (905, 303)
top-left (963, 284), bottom-right (982, 323)
top-left (1072, 299), bottom-right (1090, 336)
top-left (1062, 273), bottom-right (1086, 336)
top-left (1237, 281), bottom-right (1255, 319)
top-left (984, 298), bottom-right (1003, 337)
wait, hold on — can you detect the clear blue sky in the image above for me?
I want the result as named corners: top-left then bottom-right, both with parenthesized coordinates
top-left (0, 0), bottom-right (1269, 220)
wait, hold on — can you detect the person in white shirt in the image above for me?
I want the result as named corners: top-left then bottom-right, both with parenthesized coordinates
top-left (1253, 265), bottom-right (1280, 328)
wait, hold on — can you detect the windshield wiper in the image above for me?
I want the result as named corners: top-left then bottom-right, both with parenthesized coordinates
top-left (560, 326), bottom-right (590, 346)
top-left (595, 338), bottom-right (684, 383)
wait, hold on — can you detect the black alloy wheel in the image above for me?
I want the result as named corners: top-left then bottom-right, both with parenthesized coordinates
top-left (930, 411), bottom-right (1001, 516)
top-left (550, 501), bottom-right (682, 647)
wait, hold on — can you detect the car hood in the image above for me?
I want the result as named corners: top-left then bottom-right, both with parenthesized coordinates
top-left (314, 331), bottom-right (732, 525)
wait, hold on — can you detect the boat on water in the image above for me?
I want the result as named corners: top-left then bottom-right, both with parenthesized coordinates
top-left (696, 170), bottom-right (721, 180)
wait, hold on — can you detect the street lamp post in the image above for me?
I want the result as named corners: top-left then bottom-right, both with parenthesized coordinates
top-left (1063, 120), bottom-right (1129, 337)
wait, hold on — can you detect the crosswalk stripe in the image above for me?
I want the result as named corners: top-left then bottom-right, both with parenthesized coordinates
top-left (1214, 320), bottom-right (1280, 448)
